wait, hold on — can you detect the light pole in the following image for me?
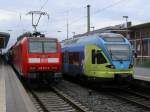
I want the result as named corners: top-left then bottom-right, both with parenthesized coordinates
top-left (87, 5), bottom-right (91, 33)
top-left (90, 26), bottom-right (95, 31)
top-left (72, 32), bottom-right (75, 37)
top-left (66, 11), bottom-right (69, 39)
top-left (123, 16), bottom-right (128, 38)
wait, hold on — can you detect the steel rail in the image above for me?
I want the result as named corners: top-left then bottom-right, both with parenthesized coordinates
top-left (108, 89), bottom-right (150, 110)
top-left (29, 86), bottom-right (91, 112)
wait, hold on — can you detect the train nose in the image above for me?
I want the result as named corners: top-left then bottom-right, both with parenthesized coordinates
top-left (113, 61), bottom-right (130, 70)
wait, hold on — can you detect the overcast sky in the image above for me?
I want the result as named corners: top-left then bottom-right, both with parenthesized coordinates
top-left (1, 0), bottom-right (150, 49)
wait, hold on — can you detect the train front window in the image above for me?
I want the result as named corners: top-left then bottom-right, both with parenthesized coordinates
top-left (102, 37), bottom-right (125, 42)
top-left (29, 41), bottom-right (43, 53)
top-left (106, 44), bottom-right (130, 61)
top-left (43, 41), bottom-right (57, 53)
top-left (29, 40), bottom-right (57, 53)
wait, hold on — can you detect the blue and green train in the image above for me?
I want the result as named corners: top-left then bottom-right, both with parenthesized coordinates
top-left (62, 33), bottom-right (134, 82)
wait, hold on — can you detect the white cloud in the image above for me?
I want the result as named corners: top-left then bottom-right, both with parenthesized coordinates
top-left (0, 10), bottom-right (17, 20)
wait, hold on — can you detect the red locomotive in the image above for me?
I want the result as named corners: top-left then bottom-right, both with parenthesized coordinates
top-left (11, 34), bottom-right (62, 82)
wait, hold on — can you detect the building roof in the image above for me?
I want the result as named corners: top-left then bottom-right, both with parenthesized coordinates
top-left (0, 32), bottom-right (10, 49)
top-left (129, 22), bottom-right (150, 29)
top-left (73, 25), bottom-right (128, 38)
top-left (65, 22), bottom-right (150, 41)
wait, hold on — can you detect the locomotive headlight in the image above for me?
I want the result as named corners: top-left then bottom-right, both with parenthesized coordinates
top-left (48, 58), bottom-right (59, 63)
top-left (29, 58), bottom-right (40, 63)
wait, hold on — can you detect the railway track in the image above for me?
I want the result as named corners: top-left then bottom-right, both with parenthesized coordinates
top-left (28, 86), bottom-right (91, 112)
top-left (107, 88), bottom-right (150, 110)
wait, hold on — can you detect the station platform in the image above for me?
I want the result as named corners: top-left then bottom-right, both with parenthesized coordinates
top-left (0, 60), bottom-right (37, 112)
top-left (134, 67), bottom-right (150, 82)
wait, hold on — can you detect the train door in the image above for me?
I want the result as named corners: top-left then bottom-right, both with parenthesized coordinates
top-left (84, 45), bottom-right (111, 78)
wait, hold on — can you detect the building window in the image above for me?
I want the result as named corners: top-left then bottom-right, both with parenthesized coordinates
top-left (135, 32), bottom-right (140, 39)
top-left (141, 32), bottom-right (145, 38)
top-left (148, 32), bottom-right (150, 38)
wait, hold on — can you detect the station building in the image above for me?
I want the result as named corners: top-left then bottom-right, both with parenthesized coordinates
top-left (0, 32), bottom-right (10, 54)
top-left (129, 23), bottom-right (150, 58)
top-left (128, 23), bottom-right (150, 67)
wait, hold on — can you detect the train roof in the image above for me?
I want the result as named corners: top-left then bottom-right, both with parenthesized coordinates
top-left (62, 33), bottom-right (127, 47)
top-left (13, 36), bottom-right (58, 48)
top-left (28, 37), bottom-right (58, 41)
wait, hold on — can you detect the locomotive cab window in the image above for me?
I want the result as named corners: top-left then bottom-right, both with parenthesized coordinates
top-left (43, 41), bottom-right (57, 53)
top-left (96, 50), bottom-right (107, 64)
top-left (29, 39), bottom-right (57, 53)
top-left (29, 41), bottom-right (43, 53)
top-left (92, 49), bottom-right (107, 64)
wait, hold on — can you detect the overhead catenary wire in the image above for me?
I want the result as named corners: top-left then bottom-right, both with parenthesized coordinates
top-left (56, 0), bottom-right (129, 34)
top-left (69, 0), bottom-right (128, 26)
top-left (0, 8), bottom-right (18, 14)
top-left (0, 0), bottom-right (50, 33)
top-left (33, 0), bottom-right (50, 34)
top-left (55, 0), bottom-right (128, 37)
top-left (92, 0), bottom-right (128, 16)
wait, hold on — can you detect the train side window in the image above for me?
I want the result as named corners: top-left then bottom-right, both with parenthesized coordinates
top-left (69, 52), bottom-right (74, 64)
top-left (97, 50), bottom-right (107, 64)
top-left (68, 52), bottom-right (80, 66)
top-left (92, 49), bottom-right (96, 64)
top-left (73, 52), bottom-right (80, 66)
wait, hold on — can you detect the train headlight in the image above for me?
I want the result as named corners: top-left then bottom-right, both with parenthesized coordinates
top-left (129, 64), bottom-right (133, 69)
